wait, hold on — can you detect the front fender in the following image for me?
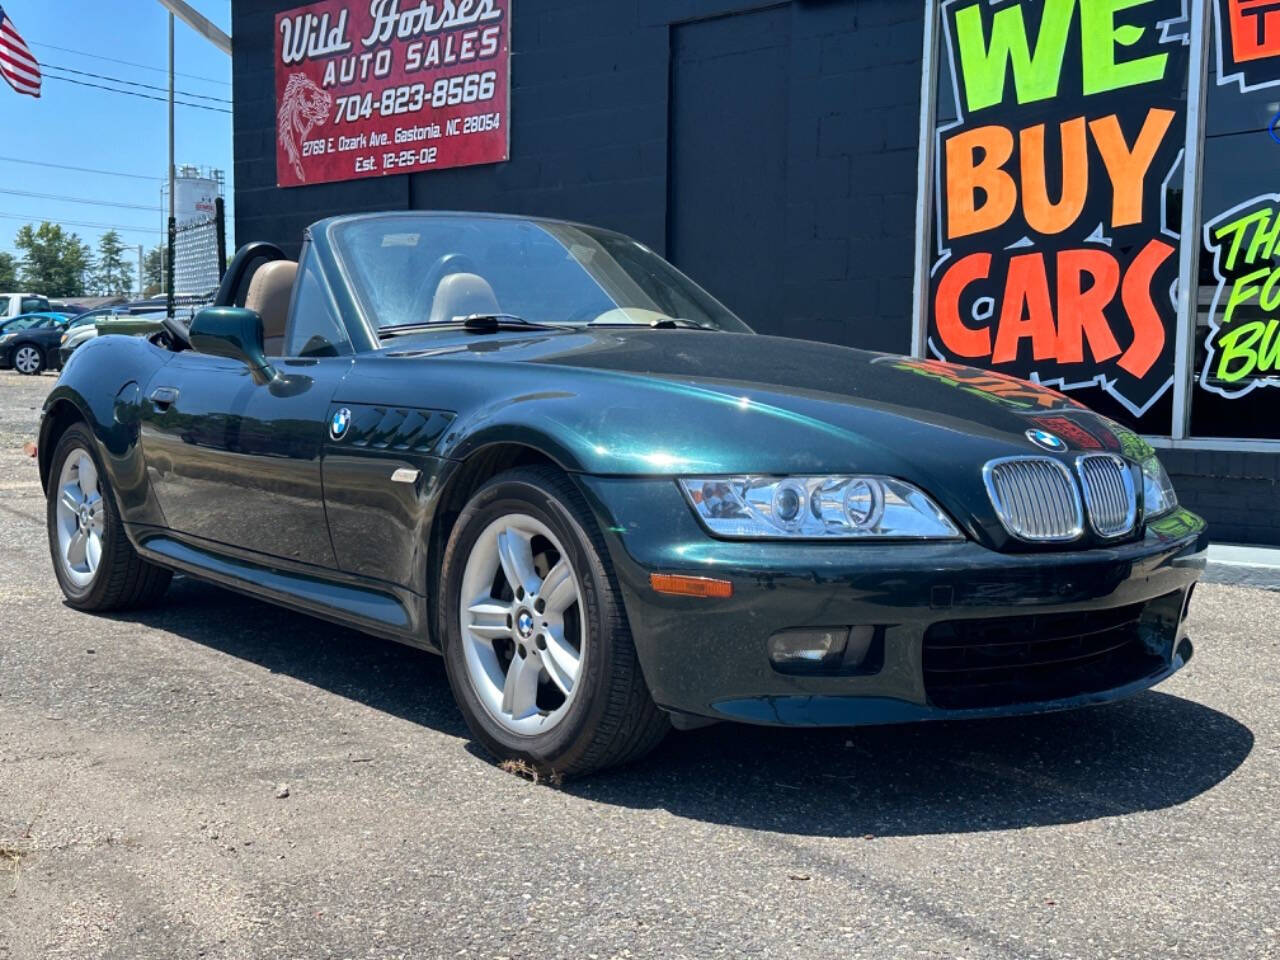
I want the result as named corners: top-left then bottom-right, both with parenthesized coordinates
top-left (40, 335), bottom-right (171, 528)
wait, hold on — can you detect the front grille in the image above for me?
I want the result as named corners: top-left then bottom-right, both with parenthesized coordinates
top-left (922, 597), bottom-right (1177, 710)
top-left (1078, 454), bottom-right (1137, 538)
top-left (983, 457), bottom-right (1083, 542)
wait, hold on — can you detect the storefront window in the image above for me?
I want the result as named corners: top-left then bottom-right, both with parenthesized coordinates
top-left (923, 0), bottom-right (1192, 434)
top-left (1189, 0), bottom-right (1280, 439)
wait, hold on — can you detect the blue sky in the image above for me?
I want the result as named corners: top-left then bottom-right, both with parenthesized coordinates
top-left (0, 0), bottom-right (232, 274)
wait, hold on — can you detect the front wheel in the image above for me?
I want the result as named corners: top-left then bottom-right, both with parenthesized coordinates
top-left (440, 466), bottom-right (669, 777)
top-left (12, 344), bottom-right (43, 375)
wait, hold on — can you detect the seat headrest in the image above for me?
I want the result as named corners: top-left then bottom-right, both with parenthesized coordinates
top-left (245, 260), bottom-right (297, 354)
top-left (428, 272), bottom-right (500, 325)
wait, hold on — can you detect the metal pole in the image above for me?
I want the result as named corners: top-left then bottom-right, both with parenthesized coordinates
top-left (166, 12), bottom-right (176, 319)
top-left (137, 244), bottom-right (144, 298)
top-left (1169, 0), bottom-right (1213, 441)
top-left (910, 1), bottom-right (941, 359)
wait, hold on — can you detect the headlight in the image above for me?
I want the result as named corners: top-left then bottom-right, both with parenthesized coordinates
top-left (679, 475), bottom-right (962, 539)
top-left (1141, 456), bottom-right (1177, 519)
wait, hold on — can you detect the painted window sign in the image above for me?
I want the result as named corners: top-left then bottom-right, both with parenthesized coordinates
top-left (1215, 0), bottom-right (1280, 90)
top-left (1187, 1), bottom-right (1280, 437)
top-left (927, 0), bottom-right (1191, 430)
top-left (273, 0), bottom-right (510, 189)
top-left (1200, 196), bottom-right (1280, 397)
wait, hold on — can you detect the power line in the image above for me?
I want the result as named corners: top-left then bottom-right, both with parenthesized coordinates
top-left (43, 72), bottom-right (233, 114)
top-left (44, 63), bottom-right (231, 103)
top-left (0, 212), bottom-right (159, 235)
top-left (28, 40), bottom-right (230, 86)
top-left (0, 187), bottom-right (161, 213)
top-left (0, 154), bottom-right (159, 182)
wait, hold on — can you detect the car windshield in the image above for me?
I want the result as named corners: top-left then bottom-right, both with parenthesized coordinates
top-left (332, 215), bottom-right (750, 333)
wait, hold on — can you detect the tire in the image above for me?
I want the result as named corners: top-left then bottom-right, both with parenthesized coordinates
top-left (12, 343), bottom-right (43, 375)
top-left (46, 423), bottom-right (172, 611)
top-left (440, 466), bottom-right (669, 777)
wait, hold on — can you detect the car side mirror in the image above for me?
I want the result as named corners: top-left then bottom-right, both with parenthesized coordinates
top-left (189, 306), bottom-right (277, 385)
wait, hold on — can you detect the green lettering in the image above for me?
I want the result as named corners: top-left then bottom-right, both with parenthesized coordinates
top-left (1247, 210), bottom-right (1280, 264)
top-left (1080, 0), bottom-right (1169, 95)
top-left (1222, 268), bottom-right (1270, 327)
top-left (1259, 319), bottom-right (1280, 374)
top-left (1261, 269), bottom-right (1280, 312)
top-left (1213, 210), bottom-right (1271, 272)
top-left (953, 0), bottom-right (1074, 111)
top-left (1216, 321), bottom-right (1265, 383)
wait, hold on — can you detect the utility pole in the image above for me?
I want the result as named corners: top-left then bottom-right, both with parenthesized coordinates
top-left (166, 11), bottom-right (176, 318)
top-left (137, 244), bottom-right (144, 298)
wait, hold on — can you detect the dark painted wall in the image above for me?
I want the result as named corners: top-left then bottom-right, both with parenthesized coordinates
top-left (231, 0), bottom-right (925, 351)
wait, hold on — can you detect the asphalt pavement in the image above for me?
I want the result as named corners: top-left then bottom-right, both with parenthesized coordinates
top-left (0, 368), bottom-right (1276, 960)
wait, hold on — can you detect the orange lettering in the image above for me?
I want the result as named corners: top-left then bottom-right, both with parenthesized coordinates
top-left (1020, 117), bottom-right (1089, 236)
top-left (945, 125), bottom-right (1017, 240)
top-left (1089, 108), bottom-right (1175, 229)
top-left (935, 253), bottom-right (994, 357)
top-left (1118, 239), bottom-right (1175, 379)
top-left (993, 253), bottom-right (1057, 364)
top-left (1056, 249), bottom-right (1122, 365)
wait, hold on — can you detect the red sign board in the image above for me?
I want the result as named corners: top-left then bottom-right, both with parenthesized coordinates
top-left (274, 0), bottom-right (510, 188)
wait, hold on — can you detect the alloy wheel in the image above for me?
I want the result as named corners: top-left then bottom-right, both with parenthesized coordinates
top-left (13, 345), bottom-right (40, 374)
top-left (54, 448), bottom-right (105, 588)
top-left (458, 513), bottom-right (586, 736)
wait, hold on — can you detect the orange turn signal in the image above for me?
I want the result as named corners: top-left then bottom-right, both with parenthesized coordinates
top-left (649, 573), bottom-right (733, 599)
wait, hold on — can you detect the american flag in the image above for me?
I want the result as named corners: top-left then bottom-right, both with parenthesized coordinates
top-left (0, 5), bottom-right (40, 98)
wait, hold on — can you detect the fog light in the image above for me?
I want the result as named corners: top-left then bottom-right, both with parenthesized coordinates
top-left (769, 628), bottom-right (849, 669)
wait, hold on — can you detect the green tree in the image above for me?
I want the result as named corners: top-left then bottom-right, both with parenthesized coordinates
top-left (94, 230), bottom-right (130, 296)
top-left (14, 222), bottom-right (93, 297)
top-left (0, 251), bottom-right (16, 290)
top-left (143, 244), bottom-right (164, 295)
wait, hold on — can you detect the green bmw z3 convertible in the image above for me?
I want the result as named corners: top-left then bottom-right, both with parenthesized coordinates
top-left (39, 212), bottom-right (1207, 776)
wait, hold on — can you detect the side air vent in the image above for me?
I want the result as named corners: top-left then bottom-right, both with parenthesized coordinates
top-left (983, 457), bottom-right (1084, 543)
top-left (1077, 454), bottom-right (1137, 539)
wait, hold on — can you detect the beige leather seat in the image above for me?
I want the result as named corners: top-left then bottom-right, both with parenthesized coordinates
top-left (245, 260), bottom-right (297, 355)
top-left (428, 272), bottom-right (500, 324)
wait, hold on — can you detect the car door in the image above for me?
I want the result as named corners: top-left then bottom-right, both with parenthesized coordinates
top-left (138, 255), bottom-right (356, 567)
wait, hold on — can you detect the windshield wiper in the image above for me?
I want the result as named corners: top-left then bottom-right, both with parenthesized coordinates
top-left (587, 316), bottom-right (716, 330)
top-left (379, 314), bottom-right (571, 338)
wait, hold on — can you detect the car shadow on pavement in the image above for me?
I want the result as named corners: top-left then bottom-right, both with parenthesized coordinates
top-left (111, 577), bottom-right (1253, 839)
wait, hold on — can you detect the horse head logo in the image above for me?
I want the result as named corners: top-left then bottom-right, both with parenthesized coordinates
top-left (277, 73), bottom-right (332, 183)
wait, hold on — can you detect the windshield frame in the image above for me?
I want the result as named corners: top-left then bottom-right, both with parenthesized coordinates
top-left (323, 212), bottom-right (752, 345)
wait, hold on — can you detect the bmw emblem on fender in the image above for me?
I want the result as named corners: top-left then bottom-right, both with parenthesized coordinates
top-left (1025, 428), bottom-right (1068, 453)
top-left (330, 407), bottom-right (352, 441)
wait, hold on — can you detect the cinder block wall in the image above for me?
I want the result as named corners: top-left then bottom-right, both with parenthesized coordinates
top-left (1162, 451), bottom-right (1280, 547)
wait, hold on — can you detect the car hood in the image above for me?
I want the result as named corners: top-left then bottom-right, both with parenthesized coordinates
top-left (353, 328), bottom-right (1153, 547)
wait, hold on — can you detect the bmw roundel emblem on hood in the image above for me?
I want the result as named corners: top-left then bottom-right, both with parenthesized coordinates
top-left (1025, 428), bottom-right (1067, 453)
top-left (330, 408), bottom-right (352, 441)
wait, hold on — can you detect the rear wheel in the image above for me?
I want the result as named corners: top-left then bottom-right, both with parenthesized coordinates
top-left (46, 423), bottom-right (172, 610)
top-left (13, 344), bottom-right (42, 375)
top-left (440, 466), bottom-right (669, 777)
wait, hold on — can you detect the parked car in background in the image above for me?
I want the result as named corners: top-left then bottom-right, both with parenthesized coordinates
top-left (1, 292), bottom-right (51, 320)
top-left (58, 309), bottom-right (170, 367)
top-left (0, 311), bottom-right (73, 375)
top-left (48, 300), bottom-right (90, 316)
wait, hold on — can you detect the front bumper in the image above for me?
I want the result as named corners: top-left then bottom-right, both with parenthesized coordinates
top-left (579, 477), bottom-right (1207, 727)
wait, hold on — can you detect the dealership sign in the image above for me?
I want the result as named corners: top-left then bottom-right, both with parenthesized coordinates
top-left (274, 0), bottom-right (510, 188)
top-left (927, 0), bottom-right (1189, 426)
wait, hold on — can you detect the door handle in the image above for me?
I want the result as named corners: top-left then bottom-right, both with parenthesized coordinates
top-left (149, 386), bottom-right (179, 409)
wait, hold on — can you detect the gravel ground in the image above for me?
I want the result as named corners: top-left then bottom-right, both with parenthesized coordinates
top-left (0, 368), bottom-right (1277, 960)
